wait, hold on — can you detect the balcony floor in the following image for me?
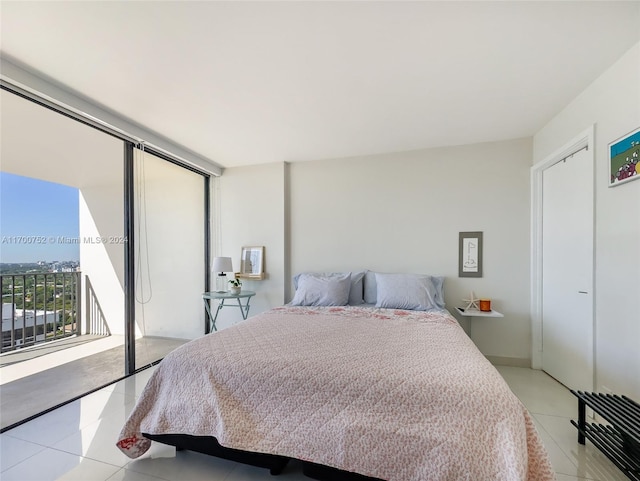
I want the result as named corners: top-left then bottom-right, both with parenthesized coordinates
top-left (0, 336), bottom-right (186, 431)
top-left (0, 335), bottom-right (107, 368)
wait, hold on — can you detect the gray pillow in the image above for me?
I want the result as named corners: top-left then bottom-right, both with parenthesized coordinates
top-left (365, 271), bottom-right (445, 307)
top-left (363, 270), bottom-right (378, 304)
top-left (293, 271), bottom-right (366, 305)
top-left (290, 272), bottom-right (352, 306)
top-left (374, 273), bottom-right (438, 311)
top-left (348, 270), bottom-right (366, 305)
top-left (430, 275), bottom-right (445, 308)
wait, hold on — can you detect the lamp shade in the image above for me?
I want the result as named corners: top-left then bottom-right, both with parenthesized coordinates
top-left (212, 256), bottom-right (233, 273)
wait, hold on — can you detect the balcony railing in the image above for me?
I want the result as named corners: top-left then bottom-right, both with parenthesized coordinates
top-left (1, 272), bottom-right (82, 353)
top-left (85, 276), bottom-right (110, 337)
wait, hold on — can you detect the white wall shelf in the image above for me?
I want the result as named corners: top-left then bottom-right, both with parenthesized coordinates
top-left (455, 307), bottom-right (504, 318)
top-left (455, 307), bottom-right (504, 343)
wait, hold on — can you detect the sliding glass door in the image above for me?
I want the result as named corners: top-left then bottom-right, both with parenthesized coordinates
top-left (0, 84), bottom-right (212, 427)
top-left (0, 88), bottom-right (126, 428)
top-left (132, 148), bottom-right (208, 370)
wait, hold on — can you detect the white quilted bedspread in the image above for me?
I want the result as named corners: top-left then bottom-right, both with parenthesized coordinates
top-left (117, 306), bottom-right (555, 481)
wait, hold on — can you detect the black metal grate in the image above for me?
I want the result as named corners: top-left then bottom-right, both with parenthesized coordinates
top-left (571, 390), bottom-right (640, 481)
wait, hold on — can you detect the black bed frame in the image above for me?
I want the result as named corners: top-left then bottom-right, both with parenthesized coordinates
top-left (143, 433), bottom-right (384, 480)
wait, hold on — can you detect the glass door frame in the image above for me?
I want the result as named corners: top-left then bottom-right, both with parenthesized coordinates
top-left (124, 144), bottom-right (211, 375)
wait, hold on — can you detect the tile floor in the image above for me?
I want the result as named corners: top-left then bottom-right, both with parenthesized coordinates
top-left (0, 365), bottom-right (630, 481)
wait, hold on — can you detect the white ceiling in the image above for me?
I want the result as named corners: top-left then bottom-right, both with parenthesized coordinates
top-left (1, 1), bottom-right (639, 168)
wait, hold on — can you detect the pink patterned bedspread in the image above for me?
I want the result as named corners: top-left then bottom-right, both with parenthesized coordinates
top-left (117, 306), bottom-right (555, 481)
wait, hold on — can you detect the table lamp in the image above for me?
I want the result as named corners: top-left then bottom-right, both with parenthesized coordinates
top-left (212, 256), bottom-right (233, 292)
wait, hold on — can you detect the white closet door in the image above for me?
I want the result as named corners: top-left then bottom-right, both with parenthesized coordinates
top-left (541, 148), bottom-right (593, 391)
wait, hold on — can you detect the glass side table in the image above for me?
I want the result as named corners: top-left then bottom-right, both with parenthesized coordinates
top-left (203, 290), bottom-right (256, 332)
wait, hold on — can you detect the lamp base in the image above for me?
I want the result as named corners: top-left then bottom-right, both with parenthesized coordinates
top-left (215, 273), bottom-right (227, 293)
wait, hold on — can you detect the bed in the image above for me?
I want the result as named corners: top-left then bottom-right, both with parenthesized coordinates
top-left (117, 272), bottom-right (555, 481)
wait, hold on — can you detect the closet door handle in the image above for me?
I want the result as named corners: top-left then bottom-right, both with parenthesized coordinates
top-left (578, 291), bottom-right (588, 294)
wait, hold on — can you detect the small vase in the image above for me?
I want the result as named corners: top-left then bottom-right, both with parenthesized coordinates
top-left (229, 286), bottom-right (241, 295)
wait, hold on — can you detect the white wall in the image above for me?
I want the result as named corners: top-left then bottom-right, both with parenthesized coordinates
top-left (533, 43), bottom-right (640, 399)
top-left (289, 139), bottom-right (533, 364)
top-left (216, 162), bottom-right (286, 330)
top-left (79, 183), bottom-right (124, 336)
top-left (219, 140), bottom-right (533, 365)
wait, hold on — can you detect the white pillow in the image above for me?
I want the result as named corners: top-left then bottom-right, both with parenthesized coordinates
top-left (291, 273), bottom-right (352, 306)
top-left (374, 273), bottom-right (438, 311)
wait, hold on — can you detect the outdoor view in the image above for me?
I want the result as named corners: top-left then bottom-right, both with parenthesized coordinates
top-left (1, 172), bottom-right (80, 351)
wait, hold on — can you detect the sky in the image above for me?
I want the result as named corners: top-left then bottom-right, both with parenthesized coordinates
top-left (0, 172), bottom-right (79, 262)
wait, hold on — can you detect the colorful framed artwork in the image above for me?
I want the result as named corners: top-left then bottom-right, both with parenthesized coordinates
top-left (458, 231), bottom-right (483, 278)
top-left (609, 127), bottom-right (640, 187)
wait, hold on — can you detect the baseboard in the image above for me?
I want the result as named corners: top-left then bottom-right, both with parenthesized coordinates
top-left (486, 355), bottom-right (531, 368)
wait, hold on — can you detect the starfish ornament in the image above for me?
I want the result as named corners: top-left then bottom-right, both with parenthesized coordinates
top-left (462, 291), bottom-right (480, 311)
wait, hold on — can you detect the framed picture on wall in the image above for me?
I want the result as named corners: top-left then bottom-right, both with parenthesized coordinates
top-left (458, 232), bottom-right (483, 278)
top-left (609, 126), bottom-right (640, 187)
top-left (237, 246), bottom-right (265, 280)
